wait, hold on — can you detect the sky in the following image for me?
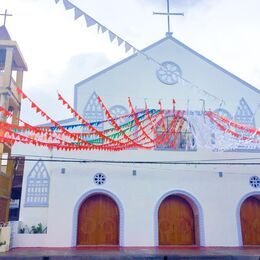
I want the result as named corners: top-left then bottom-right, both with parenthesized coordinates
top-left (1, 0), bottom-right (260, 124)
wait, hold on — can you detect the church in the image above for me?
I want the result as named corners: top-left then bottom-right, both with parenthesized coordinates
top-left (1, 2), bottom-right (260, 249)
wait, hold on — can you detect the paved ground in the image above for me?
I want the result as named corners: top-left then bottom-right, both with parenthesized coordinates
top-left (0, 247), bottom-right (260, 259)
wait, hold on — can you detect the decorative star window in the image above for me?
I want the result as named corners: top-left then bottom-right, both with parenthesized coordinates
top-left (94, 173), bottom-right (106, 185)
top-left (249, 176), bottom-right (260, 188)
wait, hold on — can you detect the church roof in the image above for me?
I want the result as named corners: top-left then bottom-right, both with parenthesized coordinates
top-left (74, 36), bottom-right (260, 101)
top-left (0, 25), bottom-right (28, 71)
top-left (0, 25), bottom-right (12, 40)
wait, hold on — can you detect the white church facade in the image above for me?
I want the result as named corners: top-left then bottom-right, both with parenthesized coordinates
top-left (12, 36), bottom-right (260, 248)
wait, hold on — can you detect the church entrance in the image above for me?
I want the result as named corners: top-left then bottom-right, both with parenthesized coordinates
top-left (240, 196), bottom-right (260, 245)
top-left (158, 195), bottom-right (196, 245)
top-left (77, 194), bottom-right (119, 246)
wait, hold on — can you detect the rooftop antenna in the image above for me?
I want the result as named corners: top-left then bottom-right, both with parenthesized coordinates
top-left (153, 0), bottom-right (184, 37)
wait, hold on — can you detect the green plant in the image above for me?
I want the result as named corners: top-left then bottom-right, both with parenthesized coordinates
top-left (0, 241), bottom-right (6, 247)
top-left (30, 223), bottom-right (46, 234)
top-left (19, 227), bottom-right (25, 234)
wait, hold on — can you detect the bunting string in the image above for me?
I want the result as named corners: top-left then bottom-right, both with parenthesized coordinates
top-left (53, 0), bottom-right (224, 103)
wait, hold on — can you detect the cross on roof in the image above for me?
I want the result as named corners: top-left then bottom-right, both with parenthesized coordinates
top-left (0, 9), bottom-right (13, 26)
top-left (153, 0), bottom-right (184, 37)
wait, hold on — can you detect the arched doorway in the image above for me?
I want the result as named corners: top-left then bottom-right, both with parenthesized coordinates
top-left (158, 195), bottom-right (196, 245)
top-left (77, 194), bottom-right (119, 245)
top-left (240, 196), bottom-right (260, 245)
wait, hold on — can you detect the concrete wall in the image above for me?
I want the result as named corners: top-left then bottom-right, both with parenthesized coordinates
top-left (14, 145), bottom-right (260, 247)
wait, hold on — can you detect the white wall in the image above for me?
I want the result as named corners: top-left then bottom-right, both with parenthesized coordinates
top-left (76, 38), bottom-right (260, 126)
top-left (12, 36), bottom-right (260, 248)
top-left (14, 144), bottom-right (260, 247)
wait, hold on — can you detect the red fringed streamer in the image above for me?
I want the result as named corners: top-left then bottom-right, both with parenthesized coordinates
top-left (170, 111), bottom-right (185, 149)
top-left (128, 97), bottom-right (155, 146)
top-left (16, 88), bottom-right (100, 149)
top-left (158, 100), bottom-right (166, 132)
top-left (97, 96), bottom-right (153, 150)
top-left (57, 93), bottom-right (128, 146)
top-left (0, 106), bottom-right (70, 145)
top-left (207, 111), bottom-right (260, 136)
top-left (206, 112), bottom-right (260, 142)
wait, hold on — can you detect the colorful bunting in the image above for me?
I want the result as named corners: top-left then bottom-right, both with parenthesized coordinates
top-left (2, 88), bottom-right (259, 152)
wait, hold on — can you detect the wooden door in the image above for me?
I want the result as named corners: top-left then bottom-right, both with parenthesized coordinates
top-left (77, 194), bottom-right (119, 245)
top-left (158, 195), bottom-right (195, 245)
top-left (240, 196), bottom-right (260, 245)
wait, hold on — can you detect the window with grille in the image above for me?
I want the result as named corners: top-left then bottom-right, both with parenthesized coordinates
top-left (234, 98), bottom-right (255, 127)
top-left (24, 160), bottom-right (50, 207)
top-left (83, 91), bottom-right (104, 131)
top-left (155, 112), bottom-right (196, 151)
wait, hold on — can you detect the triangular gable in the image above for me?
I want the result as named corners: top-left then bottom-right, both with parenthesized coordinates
top-left (74, 36), bottom-right (260, 110)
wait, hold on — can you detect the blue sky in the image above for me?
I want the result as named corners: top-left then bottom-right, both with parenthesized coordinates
top-left (1, 0), bottom-right (260, 124)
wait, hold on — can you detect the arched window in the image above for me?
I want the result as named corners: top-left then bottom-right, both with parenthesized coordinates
top-left (214, 108), bottom-right (233, 120)
top-left (234, 98), bottom-right (255, 126)
top-left (155, 111), bottom-right (196, 151)
top-left (24, 160), bottom-right (50, 207)
top-left (83, 91), bottom-right (104, 130)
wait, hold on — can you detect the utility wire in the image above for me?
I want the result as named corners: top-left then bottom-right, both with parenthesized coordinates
top-left (3, 157), bottom-right (260, 165)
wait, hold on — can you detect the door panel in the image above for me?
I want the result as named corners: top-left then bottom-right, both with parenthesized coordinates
top-left (77, 194), bottom-right (119, 245)
top-left (240, 196), bottom-right (260, 245)
top-left (159, 195), bottom-right (195, 245)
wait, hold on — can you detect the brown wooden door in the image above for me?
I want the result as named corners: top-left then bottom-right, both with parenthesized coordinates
top-left (77, 194), bottom-right (119, 245)
top-left (240, 196), bottom-right (260, 245)
top-left (158, 195), bottom-right (195, 245)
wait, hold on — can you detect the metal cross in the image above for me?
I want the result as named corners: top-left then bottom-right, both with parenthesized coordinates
top-left (0, 9), bottom-right (13, 26)
top-left (153, 0), bottom-right (184, 37)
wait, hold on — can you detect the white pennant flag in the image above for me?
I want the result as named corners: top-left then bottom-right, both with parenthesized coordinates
top-left (74, 7), bottom-right (84, 20)
top-left (117, 37), bottom-right (124, 46)
top-left (63, 0), bottom-right (74, 10)
top-left (108, 31), bottom-right (116, 42)
top-left (85, 14), bottom-right (96, 27)
top-left (125, 42), bottom-right (132, 53)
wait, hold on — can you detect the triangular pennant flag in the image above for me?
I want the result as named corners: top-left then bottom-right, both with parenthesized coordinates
top-left (74, 7), bottom-right (84, 20)
top-left (20, 92), bottom-right (27, 99)
top-left (97, 24), bottom-right (101, 33)
top-left (108, 31), bottom-right (116, 42)
top-left (84, 14), bottom-right (96, 27)
top-left (117, 37), bottom-right (124, 46)
top-left (100, 25), bottom-right (107, 33)
top-left (63, 0), bottom-right (74, 10)
top-left (125, 42), bottom-right (132, 53)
